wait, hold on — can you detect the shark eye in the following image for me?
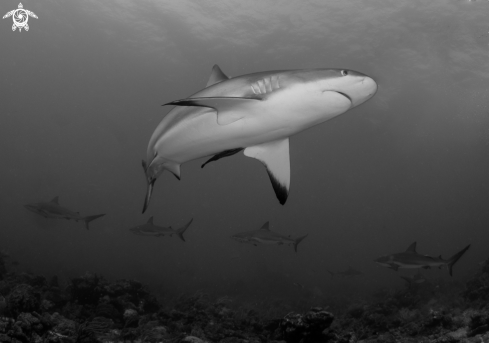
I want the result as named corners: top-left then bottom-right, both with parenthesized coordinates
top-left (341, 70), bottom-right (348, 76)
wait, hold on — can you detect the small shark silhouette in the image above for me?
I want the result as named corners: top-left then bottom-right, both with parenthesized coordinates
top-left (327, 266), bottom-right (363, 277)
top-left (142, 65), bottom-right (377, 212)
top-left (374, 242), bottom-right (471, 276)
top-left (24, 196), bottom-right (105, 230)
top-left (129, 217), bottom-right (193, 242)
top-left (231, 221), bottom-right (307, 252)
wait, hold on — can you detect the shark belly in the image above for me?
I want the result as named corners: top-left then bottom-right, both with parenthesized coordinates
top-left (151, 87), bottom-right (351, 165)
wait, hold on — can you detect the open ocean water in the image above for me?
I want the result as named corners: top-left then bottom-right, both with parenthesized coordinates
top-left (1, 1), bottom-right (489, 342)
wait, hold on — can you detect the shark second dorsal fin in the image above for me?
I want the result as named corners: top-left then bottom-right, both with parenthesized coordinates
top-left (50, 196), bottom-right (60, 205)
top-left (259, 222), bottom-right (270, 230)
top-left (206, 65), bottom-right (229, 87)
top-left (406, 242), bottom-right (417, 253)
top-left (244, 138), bottom-right (290, 205)
top-left (147, 216), bottom-right (154, 224)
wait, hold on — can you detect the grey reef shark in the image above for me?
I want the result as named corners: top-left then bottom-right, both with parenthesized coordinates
top-left (24, 196), bottom-right (105, 230)
top-left (231, 221), bottom-right (307, 253)
top-left (142, 65), bottom-right (377, 212)
top-left (129, 217), bottom-right (193, 242)
top-left (374, 242), bottom-right (471, 276)
top-left (327, 266), bottom-right (363, 277)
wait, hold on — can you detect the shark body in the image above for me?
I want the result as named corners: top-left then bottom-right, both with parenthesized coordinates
top-left (142, 65), bottom-right (377, 212)
top-left (24, 196), bottom-right (105, 230)
top-left (129, 217), bottom-right (193, 242)
top-left (231, 221), bottom-right (307, 252)
top-left (374, 242), bottom-right (471, 276)
top-left (327, 266), bottom-right (363, 277)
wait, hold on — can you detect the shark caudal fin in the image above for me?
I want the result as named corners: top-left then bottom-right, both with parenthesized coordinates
top-left (293, 234), bottom-right (308, 253)
top-left (175, 218), bottom-right (193, 242)
top-left (84, 214), bottom-right (106, 230)
top-left (447, 244), bottom-right (471, 276)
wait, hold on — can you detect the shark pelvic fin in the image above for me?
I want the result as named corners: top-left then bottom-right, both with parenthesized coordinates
top-left (147, 216), bottom-right (154, 224)
top-left (259, 222), bottom-right (270, 231)
top-left (244, 138), bottom-right (290, 205)
top-left (206, 65), bottom-right (229, 87)
top-left (166, 162), bottom-right (181, 180)
top-left (406, 242), bottom-right (417, 253)
top-left (51, 196), bottom-right (60, 205)
top-left (164, 96), bottom-right (262, 125)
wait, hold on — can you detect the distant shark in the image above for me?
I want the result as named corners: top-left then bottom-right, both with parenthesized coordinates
top-left (129, 217), bottom-right (193, 242)
top-left (231, 221), bottom-right (307, 252)
top-left (24, 196), bottom-right (105, 230)
top-left (142, 65), bottom-right (377, 212)
top-left (374, 242), bottom-right (471, 276)
top-left (327, 266), bottom-right (363, 277)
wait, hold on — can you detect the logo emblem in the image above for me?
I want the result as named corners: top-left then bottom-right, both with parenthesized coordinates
top-left (3, 3), bottom-right (38, 32)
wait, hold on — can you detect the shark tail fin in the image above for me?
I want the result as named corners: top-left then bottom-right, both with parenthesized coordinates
top-left (175, 218), bottom-right (193, 242)
top-left (293, 234), bottom-right (308, 253)
top-left (84, 214), bottom-right (106, 230)
top-left (447, 244), bottom-right (471, 276)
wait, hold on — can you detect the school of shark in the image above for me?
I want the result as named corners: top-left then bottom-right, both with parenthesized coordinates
top-left (24, 64), bottom-right (472, 279)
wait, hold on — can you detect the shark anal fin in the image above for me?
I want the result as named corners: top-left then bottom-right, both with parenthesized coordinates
top-left (201, 148), bottom-right (244, 168)
top-left (259, 222), bottom-right (270, 231)
top-left (51, 196), bottom-right (60, 205)
top-left (244, 138), bottom-right (290, 205)
top-left (164, 97), bottom-right (262, 125)
top-left (147, 216), bottom-right (154, 224)
top-left (206, 65), bottom-right (229, 87)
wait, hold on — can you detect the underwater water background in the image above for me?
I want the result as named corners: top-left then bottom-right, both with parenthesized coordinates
top-left (0, 0), bottom-right (488, 305)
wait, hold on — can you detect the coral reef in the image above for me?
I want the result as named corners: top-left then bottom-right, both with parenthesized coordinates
top-left (0, 257), bottom-right (488, 342)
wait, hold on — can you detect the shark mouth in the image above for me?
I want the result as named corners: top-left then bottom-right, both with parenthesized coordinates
top-left (334, 91), bottom-right (353, 104)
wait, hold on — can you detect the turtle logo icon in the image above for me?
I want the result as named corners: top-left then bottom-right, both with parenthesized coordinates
top-left (3, 3), bottom-right (38, 32)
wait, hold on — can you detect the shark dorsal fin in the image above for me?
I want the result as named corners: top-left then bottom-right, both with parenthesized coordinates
top-left (259, 222), bottom-right (270, 231)
top-left (50, 196), bottom-right (59, 205)
top-left (206, 65), bottom-right (229, 87)
top-left (147, 216), bottom-right (154, 224)
top-left (406, 242), bottom-right (417, 253)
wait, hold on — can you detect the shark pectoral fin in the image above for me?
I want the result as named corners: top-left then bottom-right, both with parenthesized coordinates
top-left (206, 65), bottom-right (229, 87)
top-left (244, 138), bottom-right (290, 205)
top-left (147, 216), bottom-right (154, 224)
top-left (164, 97), bottom-right (262, 125)
top-left (201, 148), bottom-right (244, 168)
top-left (50, 196), bottom-right (60, 205)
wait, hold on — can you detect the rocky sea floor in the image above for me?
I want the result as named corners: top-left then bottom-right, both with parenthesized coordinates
top-left (1, 256), bottom-right (489, 343)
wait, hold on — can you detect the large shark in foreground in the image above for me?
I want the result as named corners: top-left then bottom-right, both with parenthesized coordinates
top-left (129, 217), bottom-right (193, 242)
top-left (374, 242), bottom-right (471, 276)
top-left (24, 196), bottom-right (105, 230)
top-left (142, 65), bottom-right (377, 212)
top-left (231, 221), bottom-right (307, 252)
